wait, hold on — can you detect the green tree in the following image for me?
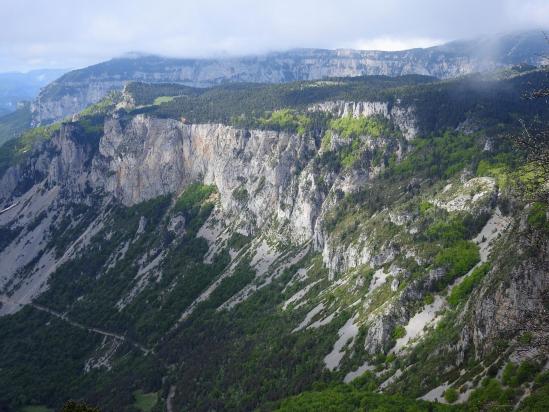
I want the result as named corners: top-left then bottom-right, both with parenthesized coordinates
top-left (61, 401), bottom-right (101, 412)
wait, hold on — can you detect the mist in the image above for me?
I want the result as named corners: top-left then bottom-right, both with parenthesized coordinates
top-left (1, 0), bottom-right (549, 71)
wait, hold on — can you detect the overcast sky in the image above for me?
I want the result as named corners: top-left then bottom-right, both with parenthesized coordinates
top-left (1, 0), bottom-right (548, 72)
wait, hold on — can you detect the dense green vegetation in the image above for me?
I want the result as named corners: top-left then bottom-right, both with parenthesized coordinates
top-left (124, 82), bottom-right (201, 106)
top-left (19, 406), bottom-right (53, 412)
top-left (397, 69), bottom-right (549, 132)
top-left (468, 378), bottom-right (516, 411)
top-left (527, 202), bottom-right (549, 230)
top-left (59, 401), bottom-right (101, 412)
top-left (275, 384), bottom-right (459, 411)
top-left (254, 109), bottom-right (311, 134)
top-left (392, 325), bottom-right (407, 340)
top-left (174, 183), bottom-right (215, 211)
top-left (158, 253), bottom-right (343, 411)
top-left (390, 311), bottom-right (463, 398)
top-left (173, 183), bottom-right (216, 235)
top-left (448, 263), bottom-right (491, 306)
top-left (127, 75), bottom-right (432, 124)
top-left (476, 155), bottom-right (513, 187)
top-left (152, 96), bottom-right (174, 105)
top-left (464, 365), bottom-right (545, 412)
top-left (433, 241), bottom-right (480, 287)
top-left (502, 361), bottom-right (541, 387)
top-left (122, 70), bottom-right (549, 137)
top-left (387, 131), bottom-right (480, 180)
top-left (0, 189), bottom-right (221, 410)
top-left (329, 115), bottom-right (387, 139)
top-left (518, 371), bottom-right (549, 411)
top-left (444, 387), bottom-right (459, 403)
top-left (0, 309), bottom-right (102, 410)
top-left (132, 390), bottom-right (158, 412)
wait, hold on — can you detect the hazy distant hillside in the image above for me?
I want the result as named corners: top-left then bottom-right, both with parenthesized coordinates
top-left (0, 69), bottom-right (66, 116)
top-left (0, 103), bottom-right (32, 147)
top-left (30, 31), bottom-right (548, 125)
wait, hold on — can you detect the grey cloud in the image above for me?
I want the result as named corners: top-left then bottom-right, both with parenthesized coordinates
top-left (0, 0), bottom-right (548, 71)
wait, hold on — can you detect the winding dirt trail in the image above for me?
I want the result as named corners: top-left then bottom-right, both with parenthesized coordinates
top-left (0, 201), bottom-right (19, 215)
top-left (0, 295), bottom-right (151, 355)
top-left (166, 385), bottom-right (176, 412)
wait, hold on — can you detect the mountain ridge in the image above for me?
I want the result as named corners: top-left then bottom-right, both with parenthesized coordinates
top-left (30, 30), bottom-right (549, 125)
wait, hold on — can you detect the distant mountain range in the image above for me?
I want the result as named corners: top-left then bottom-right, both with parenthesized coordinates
top-left (0, 69), bottom-right (66, 116)
top-left (30, 30), bottom-right (549, 125)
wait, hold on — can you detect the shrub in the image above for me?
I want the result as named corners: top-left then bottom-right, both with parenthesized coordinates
top-left (518, 372), bottom-right (549, 410)
top-left (516, 361), bottom-right (540, 385)
top-left (518, 332), bottom-right (533, 345)
top-left (519, 383), bottom-right (549, 411)
top-left (386, 131), bottom-right (479, 180)
top-left (340, 143), bottom-right (362, 168)
top-left (153, 96), bottom-right (175, 105)
top-left (321, 131), bottom-right (332, 150)
top-left (257, 109), bottom-right (311, 134)
top-left (502, 362), bottom-right (518, 386)
top-left (173, 183), bottom-right (216, 236)
top-left (392, 325), bottom-right (406, 339)
top-left (227, 232), bottom-right (250, 250)
top-left (329, 115), bottom-right (387, 139)
top-left (468, 378), bottom-right (514, 410)
top-left (276, 383), bottom-right (457, 411)
top-left (419, 201), bottom-right (433, 216)
top-left (527, 203), bottom-right (548, 230)
top-left (448, 262), bottom-right (491, 306)
top-left (425, 217), bottom-right (468, 244)
top-left (232, 187), bottom-right (249, 203)
top-left (433, 240), bottom-right (480, 286)
top-left (174, 183), bottom-right (216, 213)
top-left (476, 158), bottom-right (509, 188)
top-left (444, 387), bottom-right (459, 403)
top-left (534, 371), bottom-right (549, 387)
top-left (501, 360), bottom-right (539, 387)
top-left (61, 401), bottom-right (101, 412)
top-left (424, 293), bottom-right (434, 305)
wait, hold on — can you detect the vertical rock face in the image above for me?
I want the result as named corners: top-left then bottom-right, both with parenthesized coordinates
top-left (0, 124), bottom-right (97, 203)
top-left (309, 101), bottom-right (391, 118)
top-left (462, 229), bottom-right (549, 358)
top-left (308, 101), bottom-right (418, 140)
top-left (91, 116), bottom-right (330, 241)
top-left (31, 81), bottom-right (122, 125)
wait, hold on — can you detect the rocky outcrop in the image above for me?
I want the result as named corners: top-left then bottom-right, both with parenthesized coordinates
top-left (460, 222), bottom-right (549, 359)
top-left (31, 80), bottom-right (122, 124)
top-left (309, 100), bottom-right (418, 140)
top-left (0, 124), bottom-right (99, 204)
top-left (89, 116), bottom-right (322, 241)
